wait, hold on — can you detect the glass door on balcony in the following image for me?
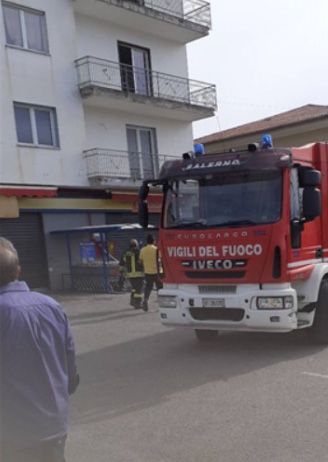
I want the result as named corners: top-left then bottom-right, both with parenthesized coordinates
top-left (127, 126), bottom-right (157, 180)
top-left (118, 42), bottom-right (151, 96)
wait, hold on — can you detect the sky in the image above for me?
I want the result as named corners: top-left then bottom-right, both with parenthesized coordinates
top-left (188, 0), bottom-right (328, 138)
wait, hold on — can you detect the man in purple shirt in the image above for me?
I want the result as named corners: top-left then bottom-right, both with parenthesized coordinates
top-left (0, 237), bottom-right (79, 462)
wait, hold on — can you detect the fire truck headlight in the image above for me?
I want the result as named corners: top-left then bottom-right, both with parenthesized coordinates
top-left (257, 296), bottom-right (294, 310)
top-left (284, 296), bottom-right (294, 309)
top-left (158, 295), bottom-right (177, 308)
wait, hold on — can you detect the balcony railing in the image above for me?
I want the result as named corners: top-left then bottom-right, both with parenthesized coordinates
top-left (84, 148), bottom-right (178, 182)
top-left (98, 0), bottom-right (211, 29)
top-left (76, 56), bottom-right (217, 111)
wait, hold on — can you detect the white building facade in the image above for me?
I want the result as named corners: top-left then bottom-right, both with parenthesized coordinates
top-left (0, 0), bottom-right (216, 290)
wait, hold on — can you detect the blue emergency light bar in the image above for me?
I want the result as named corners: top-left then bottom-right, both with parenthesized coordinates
top-left (261, 134), bottom-right (273, 149)
top-left (194, 143), bottom-right (205, 156)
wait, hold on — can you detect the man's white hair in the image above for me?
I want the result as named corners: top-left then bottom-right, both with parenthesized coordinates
top-left (0, 237), bottom-right (18, 255)
top-left (0, 237), bottom-right (20, 287)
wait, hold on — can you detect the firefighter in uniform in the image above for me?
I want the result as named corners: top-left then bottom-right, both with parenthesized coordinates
top-left (120, 239), bottom-right (144, 309)
top-left (140, 234), bottom-right (163, 312)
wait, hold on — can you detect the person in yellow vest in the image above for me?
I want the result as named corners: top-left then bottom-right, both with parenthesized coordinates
top-left (139, 234), bottom-right (163, 312)
top-left (120, 239), bottom-right (144, 309)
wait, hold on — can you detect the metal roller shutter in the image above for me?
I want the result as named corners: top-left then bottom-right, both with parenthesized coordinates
top-left (0, 213), bottom-right (49, 289)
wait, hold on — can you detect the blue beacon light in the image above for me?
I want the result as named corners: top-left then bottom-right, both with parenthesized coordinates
top-left (261, 134), bottom-right (273, 149)
top-left (194, 143), bottom-right (205, 156)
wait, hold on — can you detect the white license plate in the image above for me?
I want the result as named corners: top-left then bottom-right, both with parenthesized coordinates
top-left (202, 298), bottom-right (225, 308)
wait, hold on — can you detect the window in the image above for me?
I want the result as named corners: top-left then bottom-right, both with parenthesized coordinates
top-left (126, 126), bottom-right (158, 179)
top-left (163, 171), bottom-right (282, 229)
top-left (14, 103), bottom-right (59, 147)
top-left (118, 42), bottom-right (152, 96)
top-left (2, 2), bottom-right (49, 53)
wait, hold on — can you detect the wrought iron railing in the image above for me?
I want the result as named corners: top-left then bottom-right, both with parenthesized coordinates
top-left (98, 0), bottom-right (211, 29)
top-left (75, 56), bottom-right (217, 110)
top-left (84, 148), bottom-right (178, 181)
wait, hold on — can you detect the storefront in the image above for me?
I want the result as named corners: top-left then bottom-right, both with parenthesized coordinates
top-left (0, 185), bottom-right (162, 291)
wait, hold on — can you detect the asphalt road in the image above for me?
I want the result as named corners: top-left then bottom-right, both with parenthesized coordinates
top-left (59, 293), bottom-right (328, 462)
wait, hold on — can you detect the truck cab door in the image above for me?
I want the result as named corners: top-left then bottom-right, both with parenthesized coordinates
top-left (289, 167), bottom-right (322, 268)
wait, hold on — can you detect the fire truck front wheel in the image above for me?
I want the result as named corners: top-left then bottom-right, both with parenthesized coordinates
top-left (194, 329), bottom-right (218, 342)
top-left (311, 278), bottom-right (328, 344)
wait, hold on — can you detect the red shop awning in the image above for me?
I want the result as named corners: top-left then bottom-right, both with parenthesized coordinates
top-left (0, 185), bottom-right (58, 198)
top-left (112, 192), bottom-right (162, 205)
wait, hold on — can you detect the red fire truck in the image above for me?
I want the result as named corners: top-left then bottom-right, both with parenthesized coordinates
top-left (139, 140), bottom-right (328, 343)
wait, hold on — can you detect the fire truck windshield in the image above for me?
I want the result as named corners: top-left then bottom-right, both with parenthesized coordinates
top-left (163, 170), bottom-right (282, 229)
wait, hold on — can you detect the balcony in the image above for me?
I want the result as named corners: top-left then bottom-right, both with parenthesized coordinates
top-left (84, 148), bottom-right (177, 186)
top-left (72, 0), bottom-right (211, 43)
top-left (75, 56), bottom-right (217, 121)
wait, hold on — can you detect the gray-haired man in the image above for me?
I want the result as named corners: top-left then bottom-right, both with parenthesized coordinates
top-left (0, 237), bottom-right (79, 462)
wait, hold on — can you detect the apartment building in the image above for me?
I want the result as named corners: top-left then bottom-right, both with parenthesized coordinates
top-left (0, 0), bottom-right (216, 290)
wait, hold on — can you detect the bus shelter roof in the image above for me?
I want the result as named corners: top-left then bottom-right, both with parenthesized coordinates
top-left (50, 223), bottom-right (156, 235)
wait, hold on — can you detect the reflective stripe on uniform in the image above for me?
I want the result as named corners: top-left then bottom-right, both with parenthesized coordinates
top-left (123, 250), bottom-right (144, 278)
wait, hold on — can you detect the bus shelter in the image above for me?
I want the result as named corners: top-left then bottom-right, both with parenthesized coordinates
top-left (51, 223), bottom-right (156, 293)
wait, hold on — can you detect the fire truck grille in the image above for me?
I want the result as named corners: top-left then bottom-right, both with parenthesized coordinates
top-left (189, 308), bottom-right (245, 322)
top-left (185, 271), bottom-right (245, 279)
top-left (199, 285), bottom-right (237, 294)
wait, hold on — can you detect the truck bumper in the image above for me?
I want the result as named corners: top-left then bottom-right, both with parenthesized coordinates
top-left (158, 284), bottom-right (298, 333)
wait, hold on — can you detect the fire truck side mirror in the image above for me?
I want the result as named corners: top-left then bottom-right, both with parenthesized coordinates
top-left (138, 200), bottom-right (149, 228)
top-left (303, 188), bottom-right (321, 222)
top-left (299, 168), bottom-right (321, 187)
